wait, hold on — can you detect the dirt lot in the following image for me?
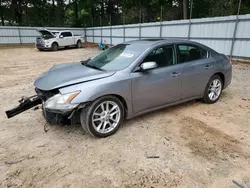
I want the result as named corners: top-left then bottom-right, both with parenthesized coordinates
top-left (0, 47), bottom-right (250, 188)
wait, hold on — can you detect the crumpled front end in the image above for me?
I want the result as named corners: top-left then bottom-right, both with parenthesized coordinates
top-left (36, 38), bottom-right (52, 49)
top-left (35, 88), bottom-right (82, 125)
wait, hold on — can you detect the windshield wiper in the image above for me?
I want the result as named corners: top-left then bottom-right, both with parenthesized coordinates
top-left (80, 58), bottom-right (90, 65)
top-left (84, 63), bottom-right (105, 71)
top-left (80, 58), bottom-right (105, 71)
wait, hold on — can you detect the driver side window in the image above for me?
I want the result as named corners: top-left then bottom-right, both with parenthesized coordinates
top-left (61, 32), bottom-right (67, 37)
top-left (143, 45), bottom-right (176, 68)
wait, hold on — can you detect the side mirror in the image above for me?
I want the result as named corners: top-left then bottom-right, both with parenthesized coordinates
top-left (59, 35), bottom-right (64, 38)
top-left (140, 61), bottom-right (157, 71)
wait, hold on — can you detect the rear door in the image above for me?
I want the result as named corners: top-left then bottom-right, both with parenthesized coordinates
top-left (131, 45), bottom-right (182, 114)
top-left (177, 44), bottom-right (215, 99)
top-left (65, 32), bottom-right (75, 45)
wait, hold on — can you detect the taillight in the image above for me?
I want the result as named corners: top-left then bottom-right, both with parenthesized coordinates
top-left (226, 56), bottom-right (232, 65)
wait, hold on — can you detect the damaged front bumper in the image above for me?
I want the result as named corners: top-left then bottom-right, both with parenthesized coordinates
top-left (5, 92), bottom-right (85, 125)
top-left (5, 95), bottom-right (42, 118)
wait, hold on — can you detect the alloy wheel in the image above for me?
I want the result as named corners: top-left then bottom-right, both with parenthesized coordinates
top-left (91, 101), bottom-right (121, 134)
top-left (208, 79), bottom-right (222, 101)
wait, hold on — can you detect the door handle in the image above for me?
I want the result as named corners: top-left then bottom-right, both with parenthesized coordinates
top-left (204, 64), bottom-right (213, 69)
top-left (171, 72), bottom-right (181, 77)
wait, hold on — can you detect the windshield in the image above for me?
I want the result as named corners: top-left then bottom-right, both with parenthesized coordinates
top-left (85, 44), bottom-right (142, 71)
top-left (52, 32), bottom-right (59, 37)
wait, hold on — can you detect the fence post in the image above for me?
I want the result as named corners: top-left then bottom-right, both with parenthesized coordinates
top-left (159, 23), bottom-right (162, 38)
top-left (110, 16), bottom-right (112, 45)
top-left (139, 10), bottom-right (141, 40)
top-left (84, 27), bottom-right (86, 43)
top-left (188, 0), bottom-right (193, 40)
top-left (187, 21), bottom-right (191, 40)
top-left (139, 24), bottom-right (141, 40)
top-left (123, 14), bottom-right (125, 42)
top-left (160, 6), bottom-right (163, 38)
top-left (17, 27), bottom-right (22, 45)
top-left (100, 16), bottom-right (102, 42)
top-left (230, 0), bottom-right (242, 58)
top-left (91, 16), bottom-right (94, 43)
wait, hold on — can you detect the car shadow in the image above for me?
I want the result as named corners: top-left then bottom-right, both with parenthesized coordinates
top-left (48, 90), bottom-right (231, 138)
top-left (49, 99), bottom-right (200, 138)
top-left (37, 46), bottom-right (80, 52)
top-left (123, 99), bottom-right (199, 128)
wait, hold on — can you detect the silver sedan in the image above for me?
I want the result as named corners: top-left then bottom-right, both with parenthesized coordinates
top-left (33, 39), bottom-right (232, 137)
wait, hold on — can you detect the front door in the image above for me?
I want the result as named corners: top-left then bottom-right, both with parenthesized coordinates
top-left (58, 32), bottom-right (67, 46)
top-left (131, 45), bottom-right (182, 114)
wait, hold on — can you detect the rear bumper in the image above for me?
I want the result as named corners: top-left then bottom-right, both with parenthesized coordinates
top-left (223, 65), bottom-right (232, 89)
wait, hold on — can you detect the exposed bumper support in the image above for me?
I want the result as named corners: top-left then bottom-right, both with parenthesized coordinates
top-left (5, 95), bottom-right (42, 118)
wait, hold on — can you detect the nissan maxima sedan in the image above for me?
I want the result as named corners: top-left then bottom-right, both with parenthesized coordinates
top-left (6, 39), bottom-right (232, 137)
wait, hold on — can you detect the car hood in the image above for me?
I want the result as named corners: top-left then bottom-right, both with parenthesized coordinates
top-left (37, 29), bottom-right (55, 39)
top-left (34, 62), bottom-right (115, 91)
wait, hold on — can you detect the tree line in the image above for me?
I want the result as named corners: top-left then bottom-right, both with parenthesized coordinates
top-left (0, 0), bottom-right (250, 27)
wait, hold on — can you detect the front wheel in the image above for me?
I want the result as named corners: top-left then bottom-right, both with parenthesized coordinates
top-left (51, 43), bottom-right (58, 51)
top-left (202, 75), bottom-right (223, 104)
top-left (76, 40), bottom-right (81, 48)
top-left (80, 96), bottom-right (124, 137)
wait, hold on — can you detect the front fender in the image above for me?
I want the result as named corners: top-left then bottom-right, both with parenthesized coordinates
top-left (44, 39), bottom-right (54, 48)
top-left (59, 76), bottom-right (133, 118)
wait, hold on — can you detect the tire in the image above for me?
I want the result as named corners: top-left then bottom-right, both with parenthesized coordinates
top-left (80, 96), bottom-right (124, 137)
top-left (202, 75), bottom-right (223, 104)
top-left (76, 40), bottom-right (81, 48)
top-left (51, 42), bottom-right (58, 51)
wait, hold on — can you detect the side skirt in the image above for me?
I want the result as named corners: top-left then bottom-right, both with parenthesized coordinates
top-left (127, 96), bottom-right (201, 119)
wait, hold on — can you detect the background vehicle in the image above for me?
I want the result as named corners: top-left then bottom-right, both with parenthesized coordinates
top-left (6, 39), bottom-right (232, 138)
top-left (36, 29), bottom-right (84, 51)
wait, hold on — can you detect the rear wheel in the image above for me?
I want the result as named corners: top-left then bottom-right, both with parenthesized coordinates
top-left (202, 75), bottom-right (223, 104)
top-left (51, 43), bottom-right (58, 51)
top-left (80, 96), bottom-right (124, 137)
top-left (76, 40), bottom-right (81, 48)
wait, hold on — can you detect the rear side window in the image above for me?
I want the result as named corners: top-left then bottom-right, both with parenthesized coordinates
top-left (65, 32), bottom-right (72, 37)
top-left (178, 44), bottom-right (208, 63)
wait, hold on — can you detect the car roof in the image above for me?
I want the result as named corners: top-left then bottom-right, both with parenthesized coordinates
top-left (50, 30), bottom-right (71, 32)
top-left (125, 38), bottom-right (196, 46)
top-left (123, 39), bottom-right (215, 52)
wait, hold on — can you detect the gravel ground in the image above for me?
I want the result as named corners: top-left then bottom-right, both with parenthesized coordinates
top-left (0, 47), bottom-right (250, 188)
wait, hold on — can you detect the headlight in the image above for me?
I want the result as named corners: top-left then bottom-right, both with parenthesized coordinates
top-left (45, 91), bottom-right (80, 111)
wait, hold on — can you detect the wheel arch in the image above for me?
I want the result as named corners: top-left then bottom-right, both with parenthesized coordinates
top-left (52, 41), bottom-right (59, 47)
top-left (213, 72), bottom-right (225, 87)
top-left (52, 41), bottom-right (58, 45)
top-left (91, 94), bottom-right (128, 119)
